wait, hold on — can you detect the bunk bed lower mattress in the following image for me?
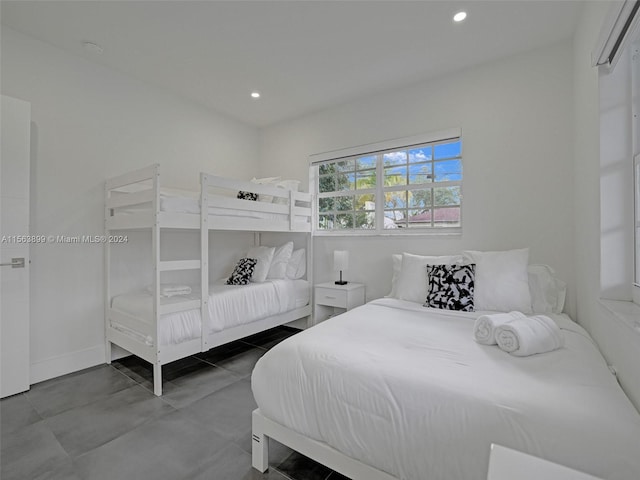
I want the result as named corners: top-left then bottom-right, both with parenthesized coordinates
top-left (111, 279), bottom-right (309, 346)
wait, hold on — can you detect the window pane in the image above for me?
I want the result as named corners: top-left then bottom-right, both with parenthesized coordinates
top-left (356, 169), bottom-right (376, 188)
top-left (337, 172), bottom-right (355, 191)
top-left (408, 189), bottom-right (431, 209)
top-left (356, 194), bottom-right (375, 211)
top-left (386, 210), bottom-right (407, 227)
top-left (409, 147), bottom-right (432, 163)
top-left (383, 151), bottom-right (407, 166)
top-left (433, 207), bottom-right (460, 227)
top-left (357, 155), bottom-right (376, 170)
top-left (434, 186), bottom-right (461, 206)
top-left (408, 163), bottom-right (432, 184)
top-left (318, 214), bottom-right (334, 229)
top-left (336, 213), bottom-right (354, 229)
top-left (319, 163), bottom-right (334, 175)
top-left (385, 190), bottom-right (406, 209)
top-left (434, 140), bottom-right (461, 159)
top-left (334, 195), bottom-right (353, 211)
top-left (407, 209), bottom-right (431, 227)
top-left (319, 197), bottom-right (334, 212)
top-left (383, 213), bottom-right (399, 229)
top-left (384, 166), bottom-right (407, 186)
top-left (434, 159), bottom-right (462, 182)
top-left (319, 175), bottom-right (335, 193)
top-left (336, 159), bottom-right (354, 172)
top-left (355, 211), bottom-right (375, 229)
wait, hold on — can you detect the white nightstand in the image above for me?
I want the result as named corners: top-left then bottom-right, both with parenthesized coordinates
top-left (314, 282), bottom-right (365, 324)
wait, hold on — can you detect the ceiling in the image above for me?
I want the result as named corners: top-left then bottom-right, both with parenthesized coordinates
top-left (1, 1), bottom-right (583, 128)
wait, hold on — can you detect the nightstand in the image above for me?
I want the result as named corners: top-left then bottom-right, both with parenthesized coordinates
top-left (314, 282), bottom-right (365, 324)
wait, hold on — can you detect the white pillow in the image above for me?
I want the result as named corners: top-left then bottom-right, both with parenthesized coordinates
top-left (286, 248), bottom-right (306, 279)
top-left (462, 248), bottom-right (532, 313)
top-left (267, 242), bottom-right (294, 279)
top-left (395, 252), bottom-right (463, 304)
top-left (251, 176), bottom-right (281, 202)
top-left (387, 254), bottom-right (403, 298)
top-left (528, 264), bottom-right (566, 314)
top-left (272, 179), bottom-right (301, 204)
top-left (246, 245), bottom-right (275, 283)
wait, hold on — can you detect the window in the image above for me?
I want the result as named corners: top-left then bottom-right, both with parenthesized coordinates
top-left (311, 131), bottom-right (462, 234)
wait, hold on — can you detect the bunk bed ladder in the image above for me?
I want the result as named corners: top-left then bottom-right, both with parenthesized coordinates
top-left (104, 181), bottom-right (112, 365)
top-left (151, 166), bottom-right (162, 396)
top-left (200, 173), bottom-right (210, 354)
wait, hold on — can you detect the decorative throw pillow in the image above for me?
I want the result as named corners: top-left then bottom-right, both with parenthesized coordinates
top-left (226, 258), bottom-right (257, 285)
top-left (237, 191), bottom-right (258, 201)
top-left (425, 263), bottom-right (476, 312)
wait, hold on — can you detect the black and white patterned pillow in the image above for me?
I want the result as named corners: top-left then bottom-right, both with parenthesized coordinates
top-left (237, 191), bottom-right (258, 201)
top-left (226, 258), bottom-right (257, 285)
top-left (424, 263), bottom-right (475, 312)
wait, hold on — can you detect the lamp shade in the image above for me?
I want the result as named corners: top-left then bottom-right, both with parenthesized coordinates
top-left (333, 250), bottom-right (349, 271)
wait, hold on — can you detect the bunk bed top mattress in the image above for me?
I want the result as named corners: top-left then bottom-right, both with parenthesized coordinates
top-left (160, 192), bottom-right (308, 223)
top-left (111, 279), bottom-right (309, 346)
top-left (251, 298), bottom-right (640, 480)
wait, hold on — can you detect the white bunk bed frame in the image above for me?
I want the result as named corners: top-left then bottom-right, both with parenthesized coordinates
top-left (104, 164), bottom-right (313, 396)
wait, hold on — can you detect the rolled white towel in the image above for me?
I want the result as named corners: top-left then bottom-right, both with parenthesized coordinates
top-left (147, 284), bottom-right (192, 297)
top-left (495, 315), bottom-right (565, 356)
top-left (473, 311), bottom-right (526, 345)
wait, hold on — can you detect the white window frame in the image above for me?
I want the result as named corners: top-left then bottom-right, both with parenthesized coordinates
top-left (309, 128), bottom-right (462, 236)
top-left (633, 34), bottom-right (640, 305)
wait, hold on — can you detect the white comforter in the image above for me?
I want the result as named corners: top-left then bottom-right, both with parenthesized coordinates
top-left (252, 298), bottom-right (640, 480)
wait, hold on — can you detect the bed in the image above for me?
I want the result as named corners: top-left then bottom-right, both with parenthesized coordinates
top-left (251, 251), bottom-right (640, 480)
top-left (104, 164), bottom-right (312, 395)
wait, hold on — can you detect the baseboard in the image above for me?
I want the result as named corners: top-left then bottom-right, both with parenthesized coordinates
top-left (30, 344), bottom-right (106, 385)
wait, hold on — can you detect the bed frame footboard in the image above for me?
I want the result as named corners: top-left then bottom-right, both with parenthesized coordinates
top-left (251, 409), bottom-right (398, 480)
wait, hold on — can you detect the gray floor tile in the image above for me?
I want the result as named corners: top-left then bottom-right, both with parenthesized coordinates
top-left (162, 363), bottom-right (244, 409)
top-left (73, 409), bottom-right (230, 480)
top-left (0, 420), bottom-right (73, 480)
top-left (184, 379), bottom-right (257, 442)
top-left (26, 364), bottom-right (137, 418)
top-left (241, 326), bottom-right (300, 350)
top-left (198, 343), bottom-right (266, 378)
top-left (190, 442), bottom-right (289, 480)
top-left (276, 451), bottom-right (333, 480)
top-left (45, 384), bottom-right (175, 457)
top-left (0, 392), bottom-right (42, 434)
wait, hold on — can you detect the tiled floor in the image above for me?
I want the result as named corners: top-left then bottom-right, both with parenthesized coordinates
top-left (0, 326), bottom-right (349, 480)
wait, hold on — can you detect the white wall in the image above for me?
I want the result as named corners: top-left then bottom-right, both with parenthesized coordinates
top-left (1, 28), bottom-right (260, 382)
top-left (573, 2), bottom-right (640, 410)
top-left (259, 42), bottom-right (576, 311)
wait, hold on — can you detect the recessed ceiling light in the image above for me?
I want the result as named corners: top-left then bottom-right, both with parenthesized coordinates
top-left (251, 91), bottom-right (261, 99)
top-left (83, 41), bottom-right (104, 55)
top-left (453, 11), bottom-right (467, 22)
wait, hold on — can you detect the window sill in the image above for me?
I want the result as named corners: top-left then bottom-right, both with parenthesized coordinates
top-left (313, 229), bottom-right (462, 237)
top-left (599, 299), bottom-right (640, 335)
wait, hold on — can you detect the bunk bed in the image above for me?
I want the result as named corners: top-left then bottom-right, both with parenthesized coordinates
top-left (104, 164), bottom-right (312, 396)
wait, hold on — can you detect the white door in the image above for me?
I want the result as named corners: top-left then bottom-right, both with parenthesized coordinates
top-left (1, 95), bottom-right (31, 398)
